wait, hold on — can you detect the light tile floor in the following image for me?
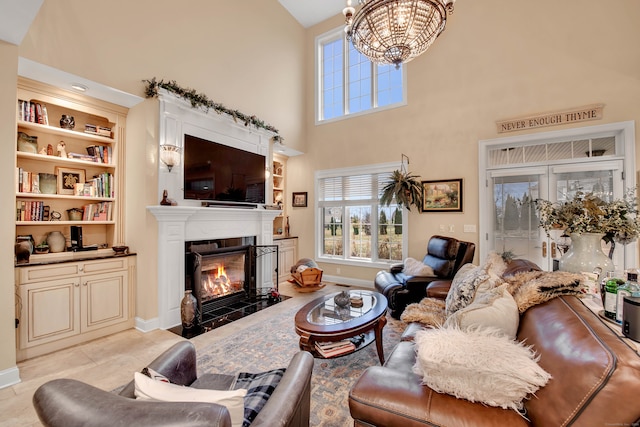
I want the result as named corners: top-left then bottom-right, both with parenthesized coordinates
top-left (0, 281), bottom-right (345, 426)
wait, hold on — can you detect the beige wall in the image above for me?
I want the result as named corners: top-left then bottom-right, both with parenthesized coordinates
top-left (291, 0), bottom-right (640, 281)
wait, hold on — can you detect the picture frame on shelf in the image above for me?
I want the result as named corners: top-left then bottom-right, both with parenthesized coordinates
top-left (292, 192), bottom-right (308, 207)
top-left (55, 166), bottom-right (85, 195)
top-left (421, 178), bottom-right (463, 212)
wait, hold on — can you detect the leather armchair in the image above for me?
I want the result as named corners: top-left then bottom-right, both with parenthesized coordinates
top-left (33, 341), bottom-right (314, 427)
top-left (374, 235), bottom-right (475, 318)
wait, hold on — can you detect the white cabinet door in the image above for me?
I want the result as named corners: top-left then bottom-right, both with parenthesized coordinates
top-left (19, 277), bottom-right (80, 349)
top-left (81, 270), bottom-right (129, 333)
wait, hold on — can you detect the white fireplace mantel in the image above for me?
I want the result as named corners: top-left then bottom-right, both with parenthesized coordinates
top-left (148, 206), bottom-right (280, 329)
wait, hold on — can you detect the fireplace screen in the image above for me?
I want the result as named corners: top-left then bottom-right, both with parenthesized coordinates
top-left (200, 251), bottom-right (246, 302)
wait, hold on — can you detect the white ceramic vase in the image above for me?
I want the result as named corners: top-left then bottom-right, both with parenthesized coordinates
top-left (559, 232), bottom-right (614, 276)
top-left (46, 231), bottom-right (66, 253)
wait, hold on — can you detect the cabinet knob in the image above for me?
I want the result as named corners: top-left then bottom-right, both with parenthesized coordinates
top-left (75, 283), bottom-right (80, 287)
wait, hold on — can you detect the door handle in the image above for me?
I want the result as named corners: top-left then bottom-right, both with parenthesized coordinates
top-left (551, 242), bottom-right (557, 258)
top-left (542, 241), bottom-right (547, 258)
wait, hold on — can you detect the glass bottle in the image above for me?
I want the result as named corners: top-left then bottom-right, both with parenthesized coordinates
top-left (627, 271), bottom-right (640, 297)
top-left (604, 276), bottom-right (619, 321)
top-left (616, 273), bottom-right (635, 324)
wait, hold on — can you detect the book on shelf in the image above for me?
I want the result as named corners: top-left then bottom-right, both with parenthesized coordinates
top-left (86, 145), bottom-right (113, 164)
top-left (17, 99), bottom-right (49, 125)
top-left (16, 200), bottom-right (45, 221)
top-left (314, 340), bottom-right (356, 358)
top-left (16, 168), bottom-right (40, 194)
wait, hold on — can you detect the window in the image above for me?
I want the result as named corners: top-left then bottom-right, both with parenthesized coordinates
top-left (316, 28), bottom-right (406, 123)
top-left (316, 163), bottom-right (407, 267)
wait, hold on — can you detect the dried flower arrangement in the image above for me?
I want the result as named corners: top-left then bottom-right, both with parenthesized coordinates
top-left (534, 187), bottom-right (640, 245)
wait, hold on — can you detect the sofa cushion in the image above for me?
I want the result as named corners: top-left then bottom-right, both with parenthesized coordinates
top-left (445, 252), bottom-right (507, 316)
top-left (444, 284), bottom-right (519, 339)
top-left (134, 372), bottom-right (247, 427)
top-left (233, 368), bottom-right (285, 427)
top-left (412, 326), bottom-right (551, 412)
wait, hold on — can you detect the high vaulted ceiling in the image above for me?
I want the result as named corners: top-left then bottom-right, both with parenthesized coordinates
top-left (277, 0), bottom-right (344, 28)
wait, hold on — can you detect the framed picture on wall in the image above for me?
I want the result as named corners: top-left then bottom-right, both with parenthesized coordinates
top-left (55, 167), bottom-right (85, 195)
top-left (292, 192), bottom-right (308, 207)
top-left (421, 179), bottom-right (463, 212)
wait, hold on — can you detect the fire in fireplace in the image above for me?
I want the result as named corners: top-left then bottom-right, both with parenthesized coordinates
top-left (200, 251), bottom-right (246, 302)
top-left (183, 237), bottom-right (280, 335)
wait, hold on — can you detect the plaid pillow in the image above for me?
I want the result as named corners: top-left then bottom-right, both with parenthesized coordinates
top-left (233, 368), bottom-right (286, 426)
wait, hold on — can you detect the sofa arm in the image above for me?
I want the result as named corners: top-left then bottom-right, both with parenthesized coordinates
top-left (349, 366), bottom-right (527, 427)
top-left (389, 263), bottom-right (404, 274)
top-left (252, 351), bottom-right (314, 427)
top-left (33, 378), bottom-right (232, 427)
top-left (119, 341), bottom-right (198, 398)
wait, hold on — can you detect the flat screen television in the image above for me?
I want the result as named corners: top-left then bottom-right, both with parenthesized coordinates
top-left (183, 134), bottom-right (266, 204)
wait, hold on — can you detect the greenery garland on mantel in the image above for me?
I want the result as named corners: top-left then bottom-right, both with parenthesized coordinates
top-left (143, 78), bottom-right (283, 143)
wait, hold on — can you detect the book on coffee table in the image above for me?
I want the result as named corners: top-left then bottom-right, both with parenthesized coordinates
top-left (315, 340), bottom-right (356, 358)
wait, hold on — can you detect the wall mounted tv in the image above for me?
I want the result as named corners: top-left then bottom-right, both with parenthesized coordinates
top-left (183, 134), bottom-right (266, 205)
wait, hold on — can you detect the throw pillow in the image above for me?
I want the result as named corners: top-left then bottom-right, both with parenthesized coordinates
top-left (412, 326), bottom-right (551, 411)
top-left (134, 372), bottom-right (247, 427)
top-left (403, 257), bottom-right (436, 277)
top-left (445, 252), bottom-right (508, 317)
top-left (233, 368), bottom-right (286, 426)
top-left (444, 284), bottom-right (520, 339)
top-left (140, 367), bottom-right (171, 383)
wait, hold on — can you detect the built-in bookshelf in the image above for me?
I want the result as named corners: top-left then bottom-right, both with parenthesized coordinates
top-left (15, 77), bottom-right (128, 253)
top-left (273, 155), bottom-right (287, 236)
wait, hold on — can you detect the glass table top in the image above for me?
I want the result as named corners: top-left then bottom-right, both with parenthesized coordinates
top-left (307, 291), bottom-right (376, 326)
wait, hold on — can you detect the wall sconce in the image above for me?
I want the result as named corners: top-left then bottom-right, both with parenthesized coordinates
top-left (265, 166), bottom-right (271, 179)
top-left (160, 144), bottom-right (181, 172)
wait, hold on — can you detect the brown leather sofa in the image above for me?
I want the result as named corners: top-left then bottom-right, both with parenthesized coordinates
top-left (351, 261), bottom-right (640, 426)
top-left (33, 341), bottom-right (314, 427)
top-left (374, 235), bottom-right (475, 318)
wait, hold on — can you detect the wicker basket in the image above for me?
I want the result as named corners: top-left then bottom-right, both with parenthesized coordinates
top-left (291, 267), bottom-right (323, 287)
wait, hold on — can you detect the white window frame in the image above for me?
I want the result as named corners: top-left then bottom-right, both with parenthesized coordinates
top-left (315, 162), bottom-right (409, 268)
top-left (315, 27), bottom-right (407, 125)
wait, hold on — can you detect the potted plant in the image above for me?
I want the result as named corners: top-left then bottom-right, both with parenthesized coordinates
top-left (380, 170), bottom-right (423, 211)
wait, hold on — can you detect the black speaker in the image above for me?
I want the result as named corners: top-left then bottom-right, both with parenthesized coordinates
top-left (70, 226), bottom-right (83, 249)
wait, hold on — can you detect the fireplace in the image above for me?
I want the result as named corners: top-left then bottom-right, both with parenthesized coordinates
top-left (185, 237), bottom-right (279, 331)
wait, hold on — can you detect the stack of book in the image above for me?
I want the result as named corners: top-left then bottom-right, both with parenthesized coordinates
top-left (18, 99), bottom-right (49, 125)
top-left (315, 340), bottom-right (356, 358)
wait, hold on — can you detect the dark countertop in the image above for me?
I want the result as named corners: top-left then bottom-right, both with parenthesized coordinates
top-left (15, 250), bottom-right (136, 267)
top-left (274, 235), bottom-right (298, 241)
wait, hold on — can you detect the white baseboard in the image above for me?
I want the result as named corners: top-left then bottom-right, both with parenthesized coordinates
top-left (135, 316), bottom-right (160, 332)
top-left (323, 275), bottom-right (374, 289)
top-left (0, 366), bottom-right (21, 389)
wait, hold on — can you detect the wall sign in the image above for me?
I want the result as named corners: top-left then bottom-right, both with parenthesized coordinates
top-left (496, 104), bottom-right (604, 134)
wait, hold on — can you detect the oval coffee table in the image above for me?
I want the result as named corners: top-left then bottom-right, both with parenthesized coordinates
top-left (294, 290), bottom-right (388, 364)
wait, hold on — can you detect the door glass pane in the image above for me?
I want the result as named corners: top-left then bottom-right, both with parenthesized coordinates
top-left (492, 174), bottom-right (544, 266)
top-left (553, 169), bottom-right (615, 260)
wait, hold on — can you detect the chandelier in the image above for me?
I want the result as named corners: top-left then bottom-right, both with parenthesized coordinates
top-left (343, 0), bottom-right (455, 69)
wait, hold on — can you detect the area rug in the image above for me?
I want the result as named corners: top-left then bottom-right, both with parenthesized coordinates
top-left (196, 303), bottom-right (405, 427)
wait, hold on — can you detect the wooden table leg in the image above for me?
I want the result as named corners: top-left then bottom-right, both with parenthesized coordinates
top-left (298, 332), bottom-right (314, 353)
top-left (374, 315), bottom-right (387, 365)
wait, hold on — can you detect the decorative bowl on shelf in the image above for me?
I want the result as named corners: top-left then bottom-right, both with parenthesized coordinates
top-left (67, 208), bottom-right (83, 221)
top-left (34, 245), bottom-right (50, 254)
top-left (112, 245), bottom-right (129, 255)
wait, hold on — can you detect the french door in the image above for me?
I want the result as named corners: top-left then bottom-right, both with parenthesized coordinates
top-left (479, 121), bottom-right (636, 272)
top-left (488, 160), bottom-right (624, 271)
